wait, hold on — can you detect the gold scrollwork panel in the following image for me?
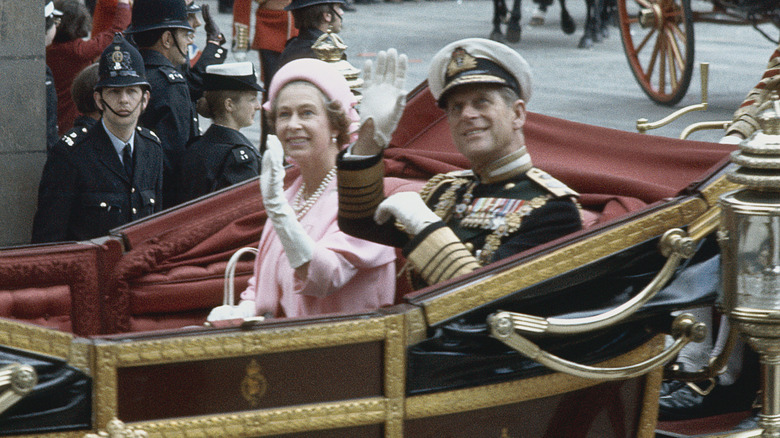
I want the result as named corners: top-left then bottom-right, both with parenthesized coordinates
top-left (93, 313), bottom-right (409, 437)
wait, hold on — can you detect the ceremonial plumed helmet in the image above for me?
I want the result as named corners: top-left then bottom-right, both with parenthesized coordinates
top-left (124, 0), bottom-right (194, 34)
top-left (428, 38), bottom-right (532, 107)
top-left (95, 33), bottom-right (150, 90)
top-left (284, 0), bottom-right (345, 11)
top-left (203, 62), bottom-right (264, 92)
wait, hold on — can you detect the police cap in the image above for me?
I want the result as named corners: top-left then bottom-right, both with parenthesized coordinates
top-left (428, 38), bottom-right (532, 107)
top-left (204, 62), bottom-right (264, 92)
top-left (125, 0), bottom-right (194, 34)
top-left (95, 33), bottom-right (151, 90)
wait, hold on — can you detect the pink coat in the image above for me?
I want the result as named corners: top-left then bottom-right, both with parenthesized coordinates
top-left (240, 176), bottom-right (397, 318)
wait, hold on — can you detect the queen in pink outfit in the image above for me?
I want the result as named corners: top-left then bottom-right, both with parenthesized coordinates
top-left (209, 58), bottom-right (396, 320)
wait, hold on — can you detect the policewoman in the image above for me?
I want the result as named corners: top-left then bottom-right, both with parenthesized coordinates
top-left (178, 62), bottom-right (262, 203)
top-left (337, 40), bottom-right (583, 287)
top-left (32, 34), bottom-right (164, 244)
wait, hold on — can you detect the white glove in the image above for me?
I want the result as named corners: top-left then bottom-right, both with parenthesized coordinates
top-left (360, 48), bottom-right (408, 149)
top-left (233, 50), bottom-right (248, 62)
top-left (719, 134), bottom-right (743, 145)
top-left (375, 192), bottom-right (442, 235)
top-left (260, 136), bottom-right (316, 268)
top-left (207, 300), bottom-right (256, 322)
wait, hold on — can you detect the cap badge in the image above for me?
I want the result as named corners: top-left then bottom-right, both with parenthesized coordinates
top-left (446, 47), bottom-right (478, 78)
top-left (110, 48), bottom-right (128, 71)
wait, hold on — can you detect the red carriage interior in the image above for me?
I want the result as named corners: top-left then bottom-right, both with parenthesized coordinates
top-left (0, 83), bottom-right (736, 337)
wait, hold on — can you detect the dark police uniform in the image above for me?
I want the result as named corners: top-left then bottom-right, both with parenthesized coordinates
top-left (178, 124), bottom-right (260, 203)
top-left (46, 66), bottom-right (59, 152)
top-left (31, 124), bottom-right (164, 243)
top-left (337, 151), bottom-right (582, 286)
top-left (138, 48), bottom-right (199, 208)
top-left (278, 27), bottom-right (326, 67)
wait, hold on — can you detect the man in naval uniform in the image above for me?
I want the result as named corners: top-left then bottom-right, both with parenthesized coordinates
top-left (124, 0), bottom-right (198, 208)
top-left (337, 39), bottom-right (582, 287)
top-left (32, 34), bottom-right (163, 244)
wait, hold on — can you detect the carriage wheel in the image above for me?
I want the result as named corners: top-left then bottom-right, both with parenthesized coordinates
top-left (618, 0), bottom-right (694, 106)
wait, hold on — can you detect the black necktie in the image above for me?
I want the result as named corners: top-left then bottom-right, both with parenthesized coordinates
top-left (123, 144), bottom-right (133, 179)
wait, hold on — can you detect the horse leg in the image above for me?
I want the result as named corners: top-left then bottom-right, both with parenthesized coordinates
top-left (505, 0), bottom-right (522, 43)
top-left (599, 0), bottom-right (617, 39)
top-left (578, 0), bottom-right (597, 48)
top-left (490, 0), bottom-right (507, 41)
top-left (558, 0), bottom-right (576, 35)
top-left (530, 0), bottom-right (552, 26)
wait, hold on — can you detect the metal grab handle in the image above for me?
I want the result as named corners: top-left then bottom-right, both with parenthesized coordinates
top-left (0, 363), bottom-right (37, 415)
top-left (636, 63), bottom-right (710, 134)
top-left (663, 316), bottom-right (738, 383)
top-left (223, 247), bottom-right (258, 306)
top-left (488, 313), bottom-right (706, 380)
top-left (500, 227), bottom-right (706, 336)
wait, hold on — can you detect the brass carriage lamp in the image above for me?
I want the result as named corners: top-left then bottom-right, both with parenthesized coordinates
top-left (719, 93), bottom-right (780, 437)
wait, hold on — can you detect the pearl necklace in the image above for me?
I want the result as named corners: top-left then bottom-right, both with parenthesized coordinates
top-left (293, 167), bottom-right (337, 219)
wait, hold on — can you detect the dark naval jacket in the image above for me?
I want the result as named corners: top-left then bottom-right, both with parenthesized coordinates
top-left (178, 124), bottom-right (260, 203)
top-left (337, 149), bottom-right (583, 286)
top-left (31, 122), bottom-right (164, 243)
top-left (138, 48), bottom-right (199, 209)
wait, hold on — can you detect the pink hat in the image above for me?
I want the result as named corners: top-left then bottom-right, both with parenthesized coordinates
top-left (263, 58), bottom-right (359, 142)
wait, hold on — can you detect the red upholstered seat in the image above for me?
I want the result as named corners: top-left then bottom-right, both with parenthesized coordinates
top-left (0, 84), bottom-right (729, 336)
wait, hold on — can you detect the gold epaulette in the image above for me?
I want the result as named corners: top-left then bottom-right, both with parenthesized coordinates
top-left (418, 170), bottom-right (474, 203)
top-left (526, 168), bottom-right (579, 198)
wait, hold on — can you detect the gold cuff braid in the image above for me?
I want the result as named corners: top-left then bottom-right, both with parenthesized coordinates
top-left (337, 159), bottom-right (385, 220)
top-left (407, 227), bottom-right (481, 285)
top-left (233, 23), bottom-right (249, 52)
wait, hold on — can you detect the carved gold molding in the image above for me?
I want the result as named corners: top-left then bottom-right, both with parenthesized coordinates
top-left (700, 173), bottom-right (742, 208)
top-left (0, 319), bottom-right (74, 361)
top-left (637, 365), bottom-right (664, 438)
top-left (405, 335), bottom-right (664, 419)
top-left (423, 197), bottom-right (708, 325)
top-left (130, 398), bottom-right (387, 437)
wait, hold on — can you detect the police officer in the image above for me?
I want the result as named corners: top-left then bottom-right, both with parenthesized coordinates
top-left (337, 40), bottom-right (583, 287)
top-left (178, 62), bottom-right (262, 203)
top-left (277, 0), bottom-right (346, 70)
top-left (124, 0), bottom-right (197, 208)
top-left (32, 34), bottom-right (164, 244)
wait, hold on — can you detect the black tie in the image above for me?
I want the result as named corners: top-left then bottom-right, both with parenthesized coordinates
top-left (123, 144), bottom-right (133, 179)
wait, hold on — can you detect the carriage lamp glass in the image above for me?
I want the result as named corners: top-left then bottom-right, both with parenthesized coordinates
top-left (719, 94), bottom-right (780, 437)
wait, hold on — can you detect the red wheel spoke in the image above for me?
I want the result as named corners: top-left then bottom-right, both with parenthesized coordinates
top-left (636, 27), bottom-right (657, 54)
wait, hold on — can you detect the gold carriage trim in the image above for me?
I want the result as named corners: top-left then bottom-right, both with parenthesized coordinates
top-left (338, 159), bottom-right (386, 219)
top-left (422, 196), bottom-right (709, 325)
top-left (407, 227), bottom-right (481, 285)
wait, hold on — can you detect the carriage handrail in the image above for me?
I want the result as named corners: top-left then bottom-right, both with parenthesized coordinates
top-left (488, 312), bottom-right (706, 380)
top-left (486, 208), bottom-right (719, 337)
top-left (679, 120), bottom-right (731, 140)
top-left (0, 363), bottom-right (37, 416)
top-left (636, 63), bottom-right (710, 134)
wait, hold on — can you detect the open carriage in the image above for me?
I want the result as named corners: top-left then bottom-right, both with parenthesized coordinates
top-left (618, 0), bottom-right (780, 105)
top-left (0, 81), bottom-right (740, 437)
